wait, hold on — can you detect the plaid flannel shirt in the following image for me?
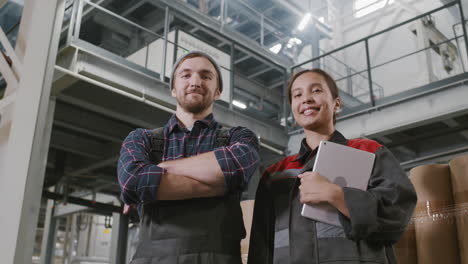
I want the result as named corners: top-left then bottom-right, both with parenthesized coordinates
top-left (118, 114), bottom-right (260, 205)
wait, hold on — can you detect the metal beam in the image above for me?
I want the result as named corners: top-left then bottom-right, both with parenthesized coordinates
top-left (395, 146), bottom-right (416, 157)
top-left (0, 20), bottom-right (22, 75)
top-left (231, 19), bottom-right (251, 31)
top-left (119, 0), bottom-right (148, 17)
top-left (234, 54), bottom-right (250, 64)
top-left (54, 203), bottom-right (90, 217)
top-left (386, 121), bottom-right (468, 149)
top-left (50, 129), bottom-right (111, 159)
top-left (69, 156), bottom-right (118, 176)
top-left (93, 12), bottom-right (134, 37)
top-left (217, 40), bottom-right (227, 48)
top-left (39, 198), bottom-right (58, 264)
top-left (247, 67), bottom-right (272, 79)
top-left (148, 0), bottom-right (292, 68)
top-left (393, 0), bottom-right (421, 15)
top-left (268, 77), bottom-right (285, 88)
top-left (272, 0), bottom-right (302, 17)
top-left (336, 78), bottom-right (468, 139)
top-left (0, 0), bottom-right (63, 263)
top-left (234, 73), bottom-right (282, 106)
top-left (58, 94), bottom-right (156, 129)
top-left (213, 103), bottom-right (287, 147)
top-left (190, 26), bottom-right (199, 34)
top-left (54, 192), bottom-right (120, 217)
top-left (460, 130), bottom-right (468, 140)
top-left (442, 118), bottom-right (459, 128)
top-left (374, 135), bottom-right (392, 144)
top-left (400, 142), bottom-right (468, 170)
top-left (109, 212), bottom-right (129, 264)
top-left (54, 120), bottom-right (123, 143)
top-left (225, 0), bottom-right (289, 43)
top-left (54, 100), bottom-right (134, 141)
top-left (55, 44), bottom-right (288, 148)
top-left (42, 191), bottom-right (121, 213)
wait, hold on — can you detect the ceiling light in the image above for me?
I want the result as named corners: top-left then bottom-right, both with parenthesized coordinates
top-left (269, 43), bottom-right (282, 54)
top-left (292, 37), bottom-right (302, 45)
top-left (318, 16), bottom-right (325, 23)
top-left (287, 37), bottom-right (302, 48)
top-left (232, 100), bottom-right (247, 109)
top-left (297, 13), bottom-right (311, 31)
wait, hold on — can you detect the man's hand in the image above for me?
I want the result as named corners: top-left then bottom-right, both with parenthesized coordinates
top-left (298, 171), bottom-right (350, 218)
top-left (123, 204), bottom-right (129, 214)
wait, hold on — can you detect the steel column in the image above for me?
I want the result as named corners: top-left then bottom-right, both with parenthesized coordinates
top-left (0, 0), bottom-right (64, 262)
top-left (458, 0), bottom-right (468, 58)
top-left (364, 39), bottom-right (376, 106)
top-left (162, 6), bottom-right (170, 82)
top-left (109, 212), bottom-right (129, 264)
top-left (39, 198), bottom-right (59, 264)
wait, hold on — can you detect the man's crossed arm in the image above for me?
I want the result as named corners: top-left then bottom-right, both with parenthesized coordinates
top-left (157, 152), bottom-right (225, 200)
top-left (118, 128), bottom-right (259, 204)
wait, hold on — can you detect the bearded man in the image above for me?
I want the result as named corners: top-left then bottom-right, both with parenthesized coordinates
top-left (118, 51), bottom-right (260, 264)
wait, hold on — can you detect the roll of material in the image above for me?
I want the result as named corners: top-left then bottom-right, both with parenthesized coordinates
top-left (394, 220), bottom-right (417, 264)
top-left (240, 200), bottom-right (255, 264)
top-left (450, 155), bottom-right (468, 264)
top-left (410, 164), bottom-right (460, 264)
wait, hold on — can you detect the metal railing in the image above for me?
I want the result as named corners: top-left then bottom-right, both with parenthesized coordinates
top-left (60, 0), bottom-right (287, 129)
top-left (290, 0), bottom-right (468, 124)
top-left (60, 0), bottom-right (468, 133)
top-left (178, 0), bottom-right (294, 49)
top-left (0, 18), bottom-right (21, 92)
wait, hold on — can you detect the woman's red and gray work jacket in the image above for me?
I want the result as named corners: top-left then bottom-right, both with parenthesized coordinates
top-left (248, 131), bottom-right (417, 264)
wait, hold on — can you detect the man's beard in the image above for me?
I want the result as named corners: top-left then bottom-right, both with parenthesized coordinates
top-left (176, 94), bottom-right (212, 114)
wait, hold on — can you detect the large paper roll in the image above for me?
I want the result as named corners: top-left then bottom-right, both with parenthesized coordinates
top-left (410, 164), bottom-right (459, 264)
top-left (450, 155), bottom-right (468, 264)
top-left (240, 200), bottom-right (255, 264)
top-left (394, 220), bottom-right (417, 264)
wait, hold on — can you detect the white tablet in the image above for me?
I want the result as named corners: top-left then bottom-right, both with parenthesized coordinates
top-left (301, 140), bottom-right (376, 226)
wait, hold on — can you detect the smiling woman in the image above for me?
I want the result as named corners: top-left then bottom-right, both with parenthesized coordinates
top-left (288, 69), bottom-right (341, 128)
top-left (248, 68), bottom-right (417, 264)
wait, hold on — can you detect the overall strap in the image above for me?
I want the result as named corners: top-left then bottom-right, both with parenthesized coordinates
top-left (215, 127), bottom-right (230, 148)
top-left (149, 127), bottom-right (165, 163)
top-left (150, 127), bottom-right (230, 162)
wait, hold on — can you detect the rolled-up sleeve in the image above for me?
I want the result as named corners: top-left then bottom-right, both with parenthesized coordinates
top-left (213, 127), bottom-right (260, 193)
top-left (117, 128), bottom-right (164, 205)
top-left (338, 146), bottom-right (417, 244)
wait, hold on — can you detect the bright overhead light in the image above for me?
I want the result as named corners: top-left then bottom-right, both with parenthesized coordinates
top-left (318, 16), bottom-right (325, 23)
top-left (297, 13), bottom-right (311, 31)
top-left (269, 43), bottom-right (282, 54)
top-left (232, 100), bottom-right (247, 109)
top-left (287, 37), bottom-right (302, 48)
top-left (355, 0), bottom-right (395, 18)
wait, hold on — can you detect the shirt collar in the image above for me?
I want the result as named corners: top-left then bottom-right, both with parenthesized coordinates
top-left (293, 130), bottom-right (348, 164)
top-left (166, 113), bottom-right (217, 133)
